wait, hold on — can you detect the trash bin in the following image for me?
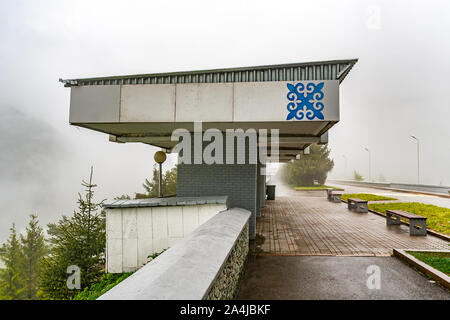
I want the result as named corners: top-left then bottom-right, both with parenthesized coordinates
top-left (266, 185), bottom-right (276, 200)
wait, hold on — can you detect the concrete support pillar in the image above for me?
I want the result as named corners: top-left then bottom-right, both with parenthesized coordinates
top-left (256, 163), bottom-right (262, 218)
top-left (260, 164), bottom-right (266, 209)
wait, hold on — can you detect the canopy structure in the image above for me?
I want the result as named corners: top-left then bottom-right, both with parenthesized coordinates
top-left (61, 59), bottom-right (357, 162)
top-left (61, 59), bottom-right (358, 239)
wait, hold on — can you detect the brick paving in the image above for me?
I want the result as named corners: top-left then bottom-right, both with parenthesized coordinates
top-left (252, 190), bottom-right (449, 256)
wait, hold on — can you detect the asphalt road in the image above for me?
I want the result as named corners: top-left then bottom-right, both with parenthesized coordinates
top-left (237, 256), bottom-right (449, 300)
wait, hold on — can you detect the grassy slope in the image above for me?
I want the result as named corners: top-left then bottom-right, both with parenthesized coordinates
top-left (406, 251), bottom-right (450, 276)
top-left (342, 193), bottom-right (397, 201)
top-left (368, 202), bottom-right (450, 236)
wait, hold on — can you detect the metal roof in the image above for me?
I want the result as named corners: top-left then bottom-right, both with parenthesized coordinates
top-left (60, 59), bottom-right (357, 87)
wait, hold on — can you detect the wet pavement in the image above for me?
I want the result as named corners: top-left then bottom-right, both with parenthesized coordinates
top-left (239, 180), bottom-right (449, 299)
top-left (237, 255), bottom-right (449, 300)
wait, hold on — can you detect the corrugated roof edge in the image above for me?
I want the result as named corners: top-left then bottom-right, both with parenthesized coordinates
top-left (60, 58), bottom-right (358, 86)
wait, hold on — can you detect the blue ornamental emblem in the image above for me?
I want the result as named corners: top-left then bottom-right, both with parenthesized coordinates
top-left (286, 82), bottom-right (325, 120)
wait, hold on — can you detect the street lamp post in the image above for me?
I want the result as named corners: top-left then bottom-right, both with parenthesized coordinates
top-left (364, 147), bottom-right (371, 182)
top-left (154, 151), bottom-right (167, 198)
top-left (342, 155), bottom-right (347, 179)
top-left (410, 135), bottom-right (420, 185)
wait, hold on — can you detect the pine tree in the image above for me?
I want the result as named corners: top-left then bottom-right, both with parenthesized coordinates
top-left (139, 165), bottom-right (177, 198)
top-left (20, 214), bottom-right (47, 300)
top-left (282, 144), bottom-right (334, 186)
top-left (0, 224), bottom-right (25, 300)
top-left (40, 167), bottom-right (106, 299)
top-left (141, 165), bottom-right (160, 197)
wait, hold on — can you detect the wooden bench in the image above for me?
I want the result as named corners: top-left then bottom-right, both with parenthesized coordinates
top-left (386, 210), bottom-right (427, 236)
top-left (329, 191), bottom-right (343, 203)
top-left (326, 188), bottom-right (334, 201)
top-left (347, 198), bottom-right (368, 213)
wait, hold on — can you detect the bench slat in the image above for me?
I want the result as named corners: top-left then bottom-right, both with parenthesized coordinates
top-left (387, 210), bottom-right (426, 220)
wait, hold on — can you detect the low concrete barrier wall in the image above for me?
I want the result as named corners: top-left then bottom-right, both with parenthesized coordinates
top-left (98, 207), bottom-right (251, 300)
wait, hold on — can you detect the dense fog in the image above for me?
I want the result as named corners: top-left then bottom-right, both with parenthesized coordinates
top-left (0, 0), bottom-right (449, 241)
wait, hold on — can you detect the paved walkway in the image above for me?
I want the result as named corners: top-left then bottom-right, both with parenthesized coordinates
top-left (241, 181), bottom-right (449, 299)
top-left (237, 256), bottom-right (449, 299)
top-left (252, 182), bottom-right (448, 256)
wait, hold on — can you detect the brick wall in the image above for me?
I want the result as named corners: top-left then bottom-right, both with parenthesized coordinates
top-left (177, 163), bottom-right (257, 239)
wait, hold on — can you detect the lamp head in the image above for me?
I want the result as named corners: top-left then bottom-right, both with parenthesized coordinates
top-left (154, 151), bottom-right (167, 164)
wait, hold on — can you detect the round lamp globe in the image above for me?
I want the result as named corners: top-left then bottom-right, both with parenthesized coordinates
top-left (154, 151), bottom-right (167, 164)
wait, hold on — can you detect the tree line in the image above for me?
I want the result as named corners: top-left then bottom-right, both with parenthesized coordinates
top-left (0, 165), bottom-right (177, 300)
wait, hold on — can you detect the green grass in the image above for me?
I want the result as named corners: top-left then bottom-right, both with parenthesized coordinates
top-left (368, 202), bottom-right (450, 236)
top-left (341, 193), bottom-right (397, 202)
top-left (294, 185), bottom-right (343, 191)
top-left (73, 272), bottom-right (133, 300)
top-left (406, 251), bottom-right (450, 276)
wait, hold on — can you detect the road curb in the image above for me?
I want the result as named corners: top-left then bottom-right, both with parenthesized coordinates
top-left (329, 180), bottom-right (450, 199)
top-left (393, 249), bottom-right (450, 290)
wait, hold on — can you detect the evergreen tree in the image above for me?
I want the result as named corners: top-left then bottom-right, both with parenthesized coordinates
top-left (163, 166), bottom-right (177, 195)
top-left (0, 224), bottom-right (25, 300)
top-left (139, 165), bottom-right (177, 198)
top-left (353, 170), bottom-right (364, 181)
top-left (20, 214), bottom-right (47, 300)
top-left (114, 194), bottom-right (130, 200)
top-left (141, 165), bottom-right (160, 197)
top-left (281, 144), bottom-right (334, 186)
top-left (40, 167), bottom-right (106, 299)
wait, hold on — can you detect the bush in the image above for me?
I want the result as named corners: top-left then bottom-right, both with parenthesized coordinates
top-left (73, 272), bottom-right (132, 300)
top-left (353, 170), bottom-right (364, 181)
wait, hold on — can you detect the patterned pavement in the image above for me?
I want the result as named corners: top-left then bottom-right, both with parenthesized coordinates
top-left (252, 186), bottom-right (449, 256)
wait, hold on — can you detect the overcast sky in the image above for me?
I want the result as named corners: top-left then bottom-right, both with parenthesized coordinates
top-left (0, 0), bottom-right (449, 241)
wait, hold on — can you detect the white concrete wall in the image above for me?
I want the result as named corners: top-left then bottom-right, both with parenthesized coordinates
top-left (70, 81), bottom-right (339, 124)
top-left (99, 208), bottom-right (251, 300)
top-left (70, 85), bottom-right (121, 122)
top-left (106, 203), bottom-right (226, 273)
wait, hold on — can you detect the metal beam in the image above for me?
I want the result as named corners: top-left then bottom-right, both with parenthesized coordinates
top-left (258, 136), bottom-right (319, 146)
top-left (112, 134), bottom-right (319, 145)
top-left (111, 135), bottom-right (174, 144)
top-left (318, 132), bottom-right (328, 145)
top-left (277, 148), bottom-right (303, 153)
